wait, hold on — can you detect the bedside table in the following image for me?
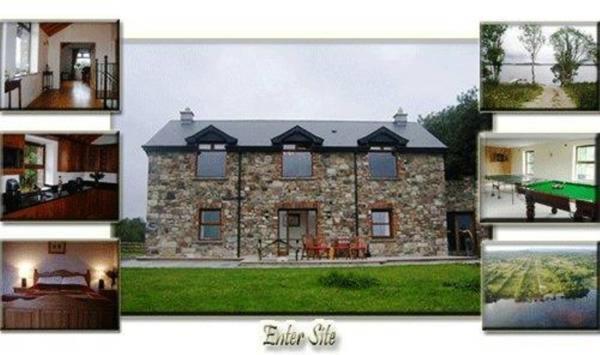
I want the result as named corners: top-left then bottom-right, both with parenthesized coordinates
top-left (13, 287), bottom-right (28, 294)
top-left (99, 289), bottom-right (119, 303)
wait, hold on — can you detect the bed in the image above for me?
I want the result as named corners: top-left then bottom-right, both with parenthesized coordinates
top-left (2, 269), bottom-right (118, 330)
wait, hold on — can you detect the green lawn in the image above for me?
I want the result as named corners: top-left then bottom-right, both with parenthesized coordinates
top-left (562, 82), bottom-right (598, 110)
top-left (481, 82), bottom-right (543, 110)
top-left (121, 264), bottom-right (480, 315)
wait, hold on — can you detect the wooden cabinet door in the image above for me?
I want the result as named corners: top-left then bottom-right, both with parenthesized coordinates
top-left (58, 138), bottom-right (72, 171)
top-left (3, 134), bottom-right (25, 149)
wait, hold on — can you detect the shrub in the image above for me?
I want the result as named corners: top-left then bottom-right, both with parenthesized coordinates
top-left (318, 271), bottom-right (380, 290)
top-left (115, 218), bottom-right (146, 242)
top-left (562, 82), bottom-right (598, 110)
top-left (481, 82), bottom-right (543, 110)
top-left (442, 278), bottom-right (479, 292)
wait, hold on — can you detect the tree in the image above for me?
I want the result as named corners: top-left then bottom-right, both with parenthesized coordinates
top-left (115, 218), bottom-right (146, 242)
top-left (586, 38), bottom-right (598, 66)
top-left (549, 26), bottom-right (594, 85)
top-left (418, 88), bottom-right (492, 180)
top-left (518, 25), bottom-right (546, 84)
top-left (481, 24), bottom-right (508, 83)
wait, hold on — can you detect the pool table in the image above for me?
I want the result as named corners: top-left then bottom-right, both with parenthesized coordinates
top-left (517, 180), bottom-right (598, 221)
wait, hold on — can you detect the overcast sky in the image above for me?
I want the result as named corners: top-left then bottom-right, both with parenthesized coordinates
top-left (502, 25), bottom-right (597, 63)
top-left (114, 41), bottom-right (478, 219)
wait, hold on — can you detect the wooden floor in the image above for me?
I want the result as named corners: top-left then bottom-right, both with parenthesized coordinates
top-left (27, 81), bottom-right (103, 110)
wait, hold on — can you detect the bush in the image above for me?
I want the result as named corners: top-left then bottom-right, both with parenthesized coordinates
top-left (562, 82), bottom-right (598, 110)
top-left (318, 271), bottom-right (380, 290)
top-left (115, 218), bottom-right (146, 242)
top-left (442, 278), bottom-right (479, 292)
top-left (481, 82), bottom-right (543, 110)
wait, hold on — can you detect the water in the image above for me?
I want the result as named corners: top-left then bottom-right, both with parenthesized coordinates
top-left (483, 289), bottom-right (597, 329)
top-left (497, 64), bottom-right (597, 85)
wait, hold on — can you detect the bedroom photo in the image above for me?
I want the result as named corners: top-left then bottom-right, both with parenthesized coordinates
top-left (113, 40), bottom-right (491, 315)
top-left (1, 240), bottom-right (120, 331)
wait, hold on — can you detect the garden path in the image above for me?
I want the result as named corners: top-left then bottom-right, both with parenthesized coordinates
top-left (522, 84), bottom-right (576, 109)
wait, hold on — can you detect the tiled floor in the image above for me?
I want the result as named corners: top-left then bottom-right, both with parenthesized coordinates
top-left (480, 182), bottom-right (571, 220)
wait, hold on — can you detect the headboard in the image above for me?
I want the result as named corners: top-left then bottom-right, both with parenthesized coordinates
top-left (33, 269), bottom-right (92, 287)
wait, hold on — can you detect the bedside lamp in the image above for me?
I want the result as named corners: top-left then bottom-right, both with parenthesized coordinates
top-left (18, 263), bottom-right (33, 289)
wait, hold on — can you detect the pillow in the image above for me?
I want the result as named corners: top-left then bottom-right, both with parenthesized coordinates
top-left (61, 276), bottom-right (87, 286)
top-left (37, 276), bottom-right (63, 285)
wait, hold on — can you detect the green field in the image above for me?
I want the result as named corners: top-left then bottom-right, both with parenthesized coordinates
top-left (483, 251), bottom-right (596, 303)
top-left (121, 264), bottom-right (481, 315)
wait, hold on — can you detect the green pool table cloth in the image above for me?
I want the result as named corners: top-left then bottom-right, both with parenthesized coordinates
top-left (524, 180), bottom-right (597, 203)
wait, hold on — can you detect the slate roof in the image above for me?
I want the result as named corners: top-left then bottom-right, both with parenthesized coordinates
top-left (143, 119), bottom-right (446, 151)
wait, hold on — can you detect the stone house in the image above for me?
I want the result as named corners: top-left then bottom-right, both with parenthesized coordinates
top-left (143, 108), bottom-right (486, 258)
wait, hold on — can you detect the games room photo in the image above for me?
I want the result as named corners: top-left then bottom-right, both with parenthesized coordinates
top-left (479, 132), bottom-right (598, 223)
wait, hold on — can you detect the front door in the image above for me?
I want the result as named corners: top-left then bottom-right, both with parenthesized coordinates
top-left (278, 209), bottom-right (317, 256)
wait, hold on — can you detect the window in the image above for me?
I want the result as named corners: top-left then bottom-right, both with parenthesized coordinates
top-left (575, 145), bottom-right (595, 181)
top-left (524, 151), bottom-right (534, 175)
top-left (199, 209), bottom-right (221, 240)
top-left (371, 210), bottom-right (392, 237)
top-left (21, 142), bottom-right (45, 193)
top-left (197, 144), bottom-right (226, 178)
top-left (15, 23), bottom-right (32, 74)
top-left (368, 147), bottom-right (397, 178)
top-left (282, 145), bottom-right (312, 178)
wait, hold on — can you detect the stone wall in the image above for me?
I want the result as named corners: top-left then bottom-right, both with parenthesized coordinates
top-left (356, 153), bottom-right (447, 256)
top-left (145, 150), bottom-right (448, 258)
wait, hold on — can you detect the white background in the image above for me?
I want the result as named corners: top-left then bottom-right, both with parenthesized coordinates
top-left (2, 0), bottom-right (600, 353)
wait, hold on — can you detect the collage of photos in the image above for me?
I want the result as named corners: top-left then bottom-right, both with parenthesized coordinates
top-left (0, 18), bottom-right (600, 335)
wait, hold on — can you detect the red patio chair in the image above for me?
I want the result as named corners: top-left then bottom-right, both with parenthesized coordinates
top-left (303, 235), bottom-right (328, 259)
top-left (333, 237), bottom-right (351, 259)
top-left (350, 237), bottom-right (368, 259)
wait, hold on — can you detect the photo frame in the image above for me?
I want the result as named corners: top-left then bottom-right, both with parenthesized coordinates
top-left (48, 242), bottom-right (66, 254)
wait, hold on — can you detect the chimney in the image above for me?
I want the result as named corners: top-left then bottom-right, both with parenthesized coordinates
top-left (180, 107), bottom-right (194, 124)
top-left (393, 107), bottom-right (408, 125)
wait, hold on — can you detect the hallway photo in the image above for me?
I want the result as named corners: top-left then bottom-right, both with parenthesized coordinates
top-left (0, 21), bottom-right (120, 111)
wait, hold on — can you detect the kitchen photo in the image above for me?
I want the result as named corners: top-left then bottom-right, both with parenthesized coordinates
top-left (1, 132), bottom-right (119, 221)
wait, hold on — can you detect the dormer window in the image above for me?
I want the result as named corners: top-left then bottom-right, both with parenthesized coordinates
top-left (282, 144), bottom-right (312, 178)
top-left (197, 143), bottom-right (226, 178)
top-left (368, 146), bottom-right (397, 178)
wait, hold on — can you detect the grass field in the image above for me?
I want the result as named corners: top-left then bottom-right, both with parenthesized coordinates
top-left (121, 264), bottom-right (480, 315)
top-left (562, 82), bottom-right (598, 110)
top-left (481, 82), bottom-right (543, 110)
top-left (483, 252), bottom-right (596, 303)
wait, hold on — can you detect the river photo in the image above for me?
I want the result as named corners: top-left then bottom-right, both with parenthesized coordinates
top-left (480, 23), bottom-right (598, 111)
top-left (482, 243), bottom-right (598, 330)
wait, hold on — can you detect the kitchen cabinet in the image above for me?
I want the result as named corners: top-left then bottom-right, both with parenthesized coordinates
top-left (58, 138), bottom-right (86, 172)
top-left (59, 140), bottom-right (118, 173)
top-left (85, 145), bottom-right (119, 173)
top-left (2, 186), bottom-right (119, 221)
top-left (2, 134), bottom-right (25, 175)
top-left (3, 134), bottom-right (25, 149)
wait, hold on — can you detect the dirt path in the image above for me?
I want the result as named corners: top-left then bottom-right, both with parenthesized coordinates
top-left (523, 84), bottom-right (576, 109)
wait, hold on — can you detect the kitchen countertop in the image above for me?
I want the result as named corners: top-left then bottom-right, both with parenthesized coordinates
top-left (2, 183), bottom-right (118, 214)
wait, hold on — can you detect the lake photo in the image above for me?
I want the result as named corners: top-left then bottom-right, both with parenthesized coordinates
top-left (481, 23), bottom-right (598, 111)
top-left (482, 243), bottom-right (598, 330)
